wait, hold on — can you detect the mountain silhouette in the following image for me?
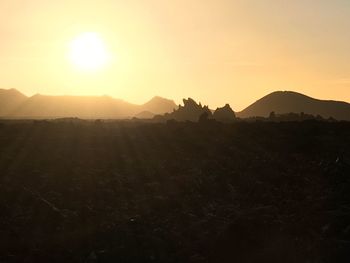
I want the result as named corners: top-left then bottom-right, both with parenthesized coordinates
top-left (237, 91), bottom-right (350, 121)
top-left (0, 89), bottom-right (177, 119)
top-left (1, 89), bottom-right (349, 120)
top-left (0, 89), bottom-right (28, 116)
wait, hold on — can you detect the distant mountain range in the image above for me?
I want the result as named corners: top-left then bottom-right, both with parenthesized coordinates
top-left (0, 89), bottom-right (177, 119)
top-left (236, 91), bottom-right (350, 121)
top-left (0, 89), bottom-right (349, 120)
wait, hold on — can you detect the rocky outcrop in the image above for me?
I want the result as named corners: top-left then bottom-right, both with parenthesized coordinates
top-left (154, 98), bottom-right (212, 122)
top-left (213, 104), bottom-right (236, 122)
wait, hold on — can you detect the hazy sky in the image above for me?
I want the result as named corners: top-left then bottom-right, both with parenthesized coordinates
top-left (0, 0), bottom-right (349, 110)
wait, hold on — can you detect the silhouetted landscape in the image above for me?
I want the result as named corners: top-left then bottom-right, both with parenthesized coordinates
top-left (2, 1), bottom-right (350, 261)
top-left (1, 89), bottom-right (350, 121)
top-left (1, 87), bottom-right (350, 262)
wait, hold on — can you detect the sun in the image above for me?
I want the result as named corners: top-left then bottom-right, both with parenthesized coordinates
top-left (68, 32), bottom-right (111, 71)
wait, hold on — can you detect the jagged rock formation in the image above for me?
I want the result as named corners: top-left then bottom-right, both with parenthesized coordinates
top-left (154, 98), bottom-right (212, 122)
top-left (213, 104), bottom-right (236, 122)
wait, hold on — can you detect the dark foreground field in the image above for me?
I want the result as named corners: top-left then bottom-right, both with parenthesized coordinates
top-left (0, 120), bottom-right (349, 262)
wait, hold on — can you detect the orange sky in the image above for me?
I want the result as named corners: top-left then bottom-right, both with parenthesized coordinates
top-left (0, 0), bottom-right (349, 110)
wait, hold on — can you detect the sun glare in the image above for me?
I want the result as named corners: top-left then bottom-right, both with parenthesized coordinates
top-left (69, 32), bottom-right (110, 71)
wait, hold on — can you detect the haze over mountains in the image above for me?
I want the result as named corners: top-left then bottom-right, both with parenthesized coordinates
top-left (0, 89), bottom-right (27, 116)
top-left (0, 89), bottom-right (349, 120)
top-left (0, 89), bottom-right (177, 119)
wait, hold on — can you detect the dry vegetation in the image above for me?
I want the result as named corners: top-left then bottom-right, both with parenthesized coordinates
top-left (0, 120), bottom-right (349, 262)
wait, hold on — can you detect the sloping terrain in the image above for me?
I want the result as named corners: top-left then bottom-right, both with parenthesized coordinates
top-left (0, 120), bottom-right (349, 262)
top-left (0, 89), bottom-right (28, 116)
top-left (141, 96), bottom-right (177, 115)
top-left (237, 91), bottom-right (350, 120)
top-left (9, 94), bottom-right (138, 119)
